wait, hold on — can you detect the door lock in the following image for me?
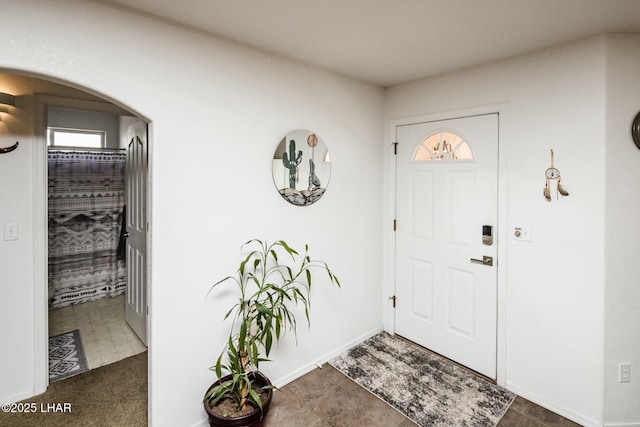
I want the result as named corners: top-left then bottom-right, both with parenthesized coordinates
top-left (482, 225), bottom-right (493, 245)
top-left (470, 255), bottom-right (493, 266)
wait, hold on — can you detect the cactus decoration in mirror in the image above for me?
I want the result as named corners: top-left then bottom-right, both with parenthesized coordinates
top-left (272, 130), bottom-right (331, 206)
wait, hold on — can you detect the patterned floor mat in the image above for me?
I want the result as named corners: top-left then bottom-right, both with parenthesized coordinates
top-left (49, 329), bottom-right (88, 382)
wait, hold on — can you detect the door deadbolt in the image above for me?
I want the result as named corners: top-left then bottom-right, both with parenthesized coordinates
top-left (482, 225), bottom-right (493, 245)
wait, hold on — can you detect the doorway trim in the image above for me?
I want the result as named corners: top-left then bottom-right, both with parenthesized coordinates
top-left (33, 94), bottom-right (152, 396)
top-left (384, 103), bottom-right (509, 387)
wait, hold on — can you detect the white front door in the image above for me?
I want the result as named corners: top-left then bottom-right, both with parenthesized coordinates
top-left (125, 131), bottom-right (148, 345)
top-left (395, 114), bottom-right (498, 379)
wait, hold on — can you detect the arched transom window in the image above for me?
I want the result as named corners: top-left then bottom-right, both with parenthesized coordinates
top-left (413, 131), bottom-right (474, 161)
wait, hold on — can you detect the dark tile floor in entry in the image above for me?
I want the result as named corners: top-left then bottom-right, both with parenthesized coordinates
top-left (264, 365), bottom-right (581, 427)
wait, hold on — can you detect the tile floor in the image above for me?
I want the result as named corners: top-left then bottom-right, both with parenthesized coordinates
top-left (264, 365), bottom-right (582, 427)
top-left (48, 299), bottom-right (581, 427)
top-left (48, 295), bottom-right (147, 369)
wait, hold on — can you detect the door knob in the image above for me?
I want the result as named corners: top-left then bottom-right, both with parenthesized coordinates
top-left (470, 255), bottom-right (493, 266)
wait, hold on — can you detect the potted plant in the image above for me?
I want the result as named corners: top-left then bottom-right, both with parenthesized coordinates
top-left (203, 239), bottom-right (340, 427)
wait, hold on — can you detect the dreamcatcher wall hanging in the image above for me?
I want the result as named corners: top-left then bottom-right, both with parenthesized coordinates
top-left (543, 149), bottom-right (569, 202)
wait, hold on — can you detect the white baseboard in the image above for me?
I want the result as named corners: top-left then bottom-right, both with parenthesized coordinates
top-left (1, 388), bottom-right (41, 406)
top-left (604, 423), bottom-right (640, 427)
top-left (189, 327), bottom-right (383, 427)
top-left (273, 327), bottom-right (382, 388)
top-left (189, 418), bottom-right (209, 427)
top-left (506, 381), bottom-right (602, 427)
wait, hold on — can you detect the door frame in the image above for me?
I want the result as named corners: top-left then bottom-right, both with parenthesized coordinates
top-left (384, 103), bottom-right (509, 387)
top-left (33, 94), bottom-right (152, 395)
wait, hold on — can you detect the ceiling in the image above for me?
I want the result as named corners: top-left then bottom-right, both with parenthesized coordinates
top-left (103, 0), bottom-right (640, 87)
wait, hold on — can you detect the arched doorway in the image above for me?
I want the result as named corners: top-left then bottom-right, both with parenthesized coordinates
top-left (0, 71), bottom-right (151, 399)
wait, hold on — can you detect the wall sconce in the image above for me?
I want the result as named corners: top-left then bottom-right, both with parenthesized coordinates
top-left (0, 92), bottom-right (15, 122)
top-left (0, 92), bottom-right (19, 154)
top-left (0, 92), bottom-right (15, 107)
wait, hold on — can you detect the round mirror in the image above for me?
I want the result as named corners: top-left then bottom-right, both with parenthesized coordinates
top-left (272, 130), bottom-right (331, 206)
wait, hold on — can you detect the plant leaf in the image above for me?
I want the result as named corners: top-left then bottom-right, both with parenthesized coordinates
top-left (256, 302), bottom-right (274, 317)
top-left (214, 352), bottom-right (223, 378)
top-left (275, 314), bottom-right (281, 339)
top-left (238, 320), bottom-right (247, 353)
top-left (248, 387), bottom-right (263, 411)
top-left (228, 335), bottom-right (238, 358)
top-left (265, 328), bottom-right (273, 356)
top-left (278, 240), bottom-right (299, 258)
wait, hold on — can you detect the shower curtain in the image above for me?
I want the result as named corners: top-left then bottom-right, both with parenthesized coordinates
top-left (48, 150), bottom-right (126, 309)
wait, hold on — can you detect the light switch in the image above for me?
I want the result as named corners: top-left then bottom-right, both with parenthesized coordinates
top-left (4, 223), bottom-right (18, 241)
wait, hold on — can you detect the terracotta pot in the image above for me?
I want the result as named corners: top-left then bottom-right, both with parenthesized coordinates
top-left (204, 372), bottom-right (273, 427)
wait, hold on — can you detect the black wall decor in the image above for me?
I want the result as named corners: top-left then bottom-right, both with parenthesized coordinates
top-left (632, 111), bottom-right (640, 150)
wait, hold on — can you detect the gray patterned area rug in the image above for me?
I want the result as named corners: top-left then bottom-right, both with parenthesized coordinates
top-left (49, 329), bottom-right (89, 382)
top-left (329, 332), bottom-right (516, 427)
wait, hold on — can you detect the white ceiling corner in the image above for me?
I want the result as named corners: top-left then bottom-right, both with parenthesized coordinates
top-left (103, 0), bottom-right (640, 87)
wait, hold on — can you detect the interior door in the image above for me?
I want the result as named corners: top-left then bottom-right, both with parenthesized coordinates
top-left (125, 129), bottom-right (148, 346)
top-left (395, 114), bottom-right (498, 379)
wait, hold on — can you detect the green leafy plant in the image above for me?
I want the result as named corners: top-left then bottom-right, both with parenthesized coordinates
top-left (204, 239), bottom-right (340, 414)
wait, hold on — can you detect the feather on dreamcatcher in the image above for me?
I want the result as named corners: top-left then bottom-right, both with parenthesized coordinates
top-left (544, 149), bottom-right (569, 201)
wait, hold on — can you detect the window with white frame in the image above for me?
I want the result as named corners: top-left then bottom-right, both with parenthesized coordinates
top-left (414, 131), bottom-right (473, 161)
top-left (47, 127), bottom-right (106, 149)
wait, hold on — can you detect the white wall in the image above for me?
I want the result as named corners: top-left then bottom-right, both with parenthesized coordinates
top-left (604, 34), bottom-right (640, 426)
top-left (384, 37), bottom-right (608, 426)
top-left (0, 73), bottom-right (110, 404)
top-left (0, 1), bottom-right (384, 426)
top-left (0, 80), bottom-right (36, 406)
